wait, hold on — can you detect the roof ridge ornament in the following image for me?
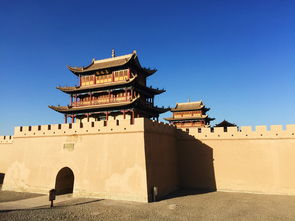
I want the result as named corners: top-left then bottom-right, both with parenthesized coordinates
top-left (112, 49), bottom-right (116, 58)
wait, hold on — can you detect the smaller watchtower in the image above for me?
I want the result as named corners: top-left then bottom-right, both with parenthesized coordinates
top-left (164, 101), bottom-right (215, 128)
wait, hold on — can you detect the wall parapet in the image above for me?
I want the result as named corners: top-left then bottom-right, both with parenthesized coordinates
top-left (0, 135), bottom-right (14, 144)
top-left (181, 125), bottom-right (295, 140)
top-left (7, 118), bottom-right (177, 138)
top-left (144, 118), bottom-right (176, 135)
top-left (3, 120), bottom-right (295, 140)
top-left (13, 118), bottom-right (145, 138)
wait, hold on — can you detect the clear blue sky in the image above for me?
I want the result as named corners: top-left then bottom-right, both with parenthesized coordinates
top-left (0, 0), bottom-right (294, 135)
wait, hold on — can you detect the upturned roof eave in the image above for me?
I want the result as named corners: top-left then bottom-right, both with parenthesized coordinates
top-left (164, 115), bottom-right (211, 121)
top-left (48, 96), bottom-right (140, 114)
top-left (148, 106), bottom-right (170, 114)
top-left (67, 53), bottom-right (135, 75)
top-left (66, 51), bottom-right (157, 77)
top-left (136, 84), bottom-right (166, 95)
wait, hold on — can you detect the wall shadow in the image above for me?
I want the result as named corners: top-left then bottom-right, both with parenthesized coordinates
top-left (144, 131), bottom-right (179, 202)
top-left (177, 130), bottom-right (216, 192)
top-left (0, 199), bottom-right (104, 213)
top-left (159, 188), bottom-right (215, 201)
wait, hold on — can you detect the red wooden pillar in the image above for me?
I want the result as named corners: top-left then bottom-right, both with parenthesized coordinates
top-left (112, 72), bottom-right (114, 82)
top-left (79, 75), bottom-right (82, 86)
top-left (71, 115), bottom-right (75, 123)
top-left (70, 95), bottom-right (73, 106)
top-left (90, 93), bottom-right (92, 105)
top-left (123, 110), bottom-right (126, 119)
top-left (94, 74), bottom-right (96, 84)
top-left (75, 95), bottom-right (78, 106)
top-left (106, 112), bottom-right (109, 120)
top-left (87, 113), bottom-right (90, 122)
top-left (125, 88), bottom-right (127, 101)
top-left (64, 115), bottom-right (67, 123)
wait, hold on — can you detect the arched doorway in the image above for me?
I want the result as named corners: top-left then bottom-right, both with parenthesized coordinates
top-left (55, 167), bottom-right (74, 195)
top-left (0, 173), bottom-right (5, 190)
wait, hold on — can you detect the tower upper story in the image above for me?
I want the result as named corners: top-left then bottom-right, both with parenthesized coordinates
top-left (49, 50), bottom-right (168, 123)
top-left (66, 50), bottom-right (156, 87)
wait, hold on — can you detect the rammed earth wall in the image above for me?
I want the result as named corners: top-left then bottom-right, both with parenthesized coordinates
top-left (178, 125), bottom-right (295, 195)
top-left (0, 118), bottom-right (295, 202)
top-left (0, 119), bottom-right (149, 202)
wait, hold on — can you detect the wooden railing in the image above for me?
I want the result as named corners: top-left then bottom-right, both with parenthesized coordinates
top-left (175, 122), bottom-right (205, 128)
top-left (72, 96), bottom-right (133, 107)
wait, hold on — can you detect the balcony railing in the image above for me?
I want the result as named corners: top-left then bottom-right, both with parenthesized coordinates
top-left (72, 96), bottom-right (132, 107)
top-left (175, 122), bottom-right (205, 128)
top-left (81, 77), bottom-right (131, 87)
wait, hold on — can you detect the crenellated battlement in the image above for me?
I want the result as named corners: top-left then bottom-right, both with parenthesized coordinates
top-left (144, 119), bottom-right (176, 135)
top-left (13, 118), bottom-right (147, 138)
top-left (5, 118), bottom-right (177, 139)
top-left (180, 125), bottom-right (295, 140)
top-left (2, 120), bottom-right (295, 141)
top-left (0, 135), bottom-right (14, 144)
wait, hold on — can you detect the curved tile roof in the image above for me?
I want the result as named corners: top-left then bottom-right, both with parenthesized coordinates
top-left (67, 51), bottom-right (156, 76)
top-left (171, 101), bottom-right (204, 111)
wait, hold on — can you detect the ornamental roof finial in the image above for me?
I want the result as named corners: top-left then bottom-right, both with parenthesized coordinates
top-left (112, 49), bottom-right (116, 58)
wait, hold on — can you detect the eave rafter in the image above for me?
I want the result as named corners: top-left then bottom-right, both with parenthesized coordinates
top-left (49, 96), bottom-right (140, 114)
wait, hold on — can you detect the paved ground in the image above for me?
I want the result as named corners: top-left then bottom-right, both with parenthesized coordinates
top-left (0, 193), bottom-right (77, 211)
top-left (0, 191), bottom-right (43, 203)
top-left (1, 190), bottom-right (295, 220)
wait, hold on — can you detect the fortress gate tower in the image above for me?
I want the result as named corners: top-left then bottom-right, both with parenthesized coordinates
top-left (49, 50), bottom-right (168, 123)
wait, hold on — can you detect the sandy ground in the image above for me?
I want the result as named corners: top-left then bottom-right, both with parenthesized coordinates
top-left (1, 190), bottom-right (295, 221)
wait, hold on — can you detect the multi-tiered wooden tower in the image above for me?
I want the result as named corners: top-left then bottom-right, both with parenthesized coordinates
top-left (164, 101), bottom-right (215, 128)
top-left (49, 50), bottom-right (168, 123)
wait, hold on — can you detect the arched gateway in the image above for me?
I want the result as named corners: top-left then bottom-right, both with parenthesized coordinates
top-left (0, 173), bottom-right (5, 190)
top-left (55, 167), bottom-right (74, 195)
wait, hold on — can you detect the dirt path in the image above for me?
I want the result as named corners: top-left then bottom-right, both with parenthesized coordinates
top-left (0, 191), bottom-right (43, 203)
top-left (1, 191), bottom-right (295, 220)
top-left (0, 194), bottom-right (76, 211)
